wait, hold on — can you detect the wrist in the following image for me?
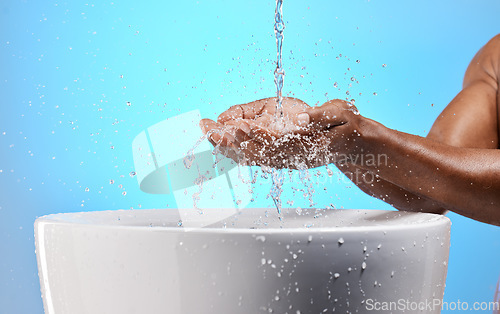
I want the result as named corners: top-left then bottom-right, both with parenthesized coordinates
top-left (347, 116), bottom-right (388, 164)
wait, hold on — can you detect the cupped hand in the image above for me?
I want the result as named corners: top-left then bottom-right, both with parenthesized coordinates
top-left (199, 97), bottom-right (309, 166)
top-left (200, 98), bottom-right (364, 169)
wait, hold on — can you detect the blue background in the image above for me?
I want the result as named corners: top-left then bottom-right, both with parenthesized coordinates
top-left (1, 0), bottom-right (499, 313)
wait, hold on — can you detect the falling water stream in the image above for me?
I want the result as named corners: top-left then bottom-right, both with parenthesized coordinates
top-left (270, 0), bottom-right (286, 216)
top-left (273, 0), bottom-right (285, 124)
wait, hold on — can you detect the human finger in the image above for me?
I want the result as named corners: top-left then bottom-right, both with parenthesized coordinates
top-left (301, 99), bottom-right (356, 130)
top-left (244, 119), bottom-right (280, 145)
top-left (200, 118), bottom-right (239, 149)
top-left (226, 121), bottom-right (284, 168)
top-left (223, 118), bottom-right (277, 145)
top-left (199, 118), bottom-right (225, 145)
top-left (217, 98), bottom-right (271, 124)
top-left (213, 141), bottom-right (244, 164)
top-left (224, 120), bottom-right (252, 146)
top-left (200, 119), bottom-right (262, 166)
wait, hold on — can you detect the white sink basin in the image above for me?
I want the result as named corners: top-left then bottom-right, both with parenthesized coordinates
top-left (35, 208), bottom-right (450, 313)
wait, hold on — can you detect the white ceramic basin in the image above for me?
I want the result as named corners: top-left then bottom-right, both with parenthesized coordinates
top-left (35, 208), bottom-right (450, 313)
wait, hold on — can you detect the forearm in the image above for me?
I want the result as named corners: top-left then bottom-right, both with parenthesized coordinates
top-left (350, 117), bottom-right (500, 225)
top-left (336, 163), bottom-right (447, 214)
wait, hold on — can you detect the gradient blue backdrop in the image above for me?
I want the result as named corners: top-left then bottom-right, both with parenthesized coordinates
top-left (1, 1), bottom-right (499, 313)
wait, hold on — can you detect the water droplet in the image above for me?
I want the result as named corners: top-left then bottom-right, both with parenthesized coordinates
top-left (129, 171), bottom-right (136, 177)
top-left (177, 220), bottom-right (183, 227)
top-left (382, 64), bottom-right (387, 68)
top-left (122, 191), bottom-right (127, 196)
top-left (183, 152), bottom-right (195, 169)
top-left (85, 187), bottom-right (89, 192)
top-left (126, 101), bottom-right (131, 106)
top-left (307, 235), bottom-right (313, 243)
top-left (109, 179), bottom-right (114, 184)
top-left (361, 262), bottom-right (367, 270)
top-left (256, 235), bottom-right (266, 242)
top-left (338, 237), bottom-right (344, 245)
top-left (334, 273), bottom-right (340, 279)
top-left (326, 167), bottom-right (333, 177)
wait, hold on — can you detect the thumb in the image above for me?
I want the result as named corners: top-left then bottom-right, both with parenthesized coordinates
top-left (293, 107), bottom-right (336, 129)
top-left (302, 101), bottom-right (349, 129)
top-left (294, 112), bottom-right (310, 127)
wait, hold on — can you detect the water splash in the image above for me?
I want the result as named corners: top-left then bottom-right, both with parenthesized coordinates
top-left (183, 130), bottom-right (216, 169)
top-left (183, 126), bottom-right (237, 171)
top-left (187, 0), bottom-right (335, 217)
top-left (270, 168), bottom-right (284, 215)
top-left (182, 130), bottom-right (216, 210)
top-left (183, 126), bottom-right (252, 210)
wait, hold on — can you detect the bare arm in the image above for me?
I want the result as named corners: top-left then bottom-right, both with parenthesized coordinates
top-left (352, 117), bottom-right (500, 225)
top-left (332, 34), bottom-right (500, 218)
top-left (428, 34), bottom-right (499, 149)
top-left (334, 163), bottom-right (448, 214)
top-left (200, 35), bottom-right (500, 225)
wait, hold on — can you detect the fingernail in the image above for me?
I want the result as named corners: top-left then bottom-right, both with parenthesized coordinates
top-left (208, 132), bottom-right (220, 143)
top-left (224, 132), bottom-right (236, 143)
top-left (239, 122), bottom-right (251, 135)
top-left (199, 122), bottom-right (207, 133)
top-left (297, 113), bottom-right (310, 126)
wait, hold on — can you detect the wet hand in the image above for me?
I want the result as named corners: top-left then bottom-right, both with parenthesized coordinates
top-left (298, 99), bottom-right (364, 156)
top-left (200, 98), bottom-right (363, 169)
top-left (199, 97), bottom-right (309, 166)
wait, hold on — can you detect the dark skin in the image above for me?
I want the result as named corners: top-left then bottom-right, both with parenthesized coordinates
top-left (200, 34), bottom-right (500, 226)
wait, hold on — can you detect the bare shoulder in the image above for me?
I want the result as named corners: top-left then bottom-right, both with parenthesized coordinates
top-left (427, 34), bottom-right (499, 148)
top-left (463, 34), bottom-right (500, 88)
top-left (480, 33), bottom-right (500, 52)
top-left (482, 33), bottom-right (500, 54)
